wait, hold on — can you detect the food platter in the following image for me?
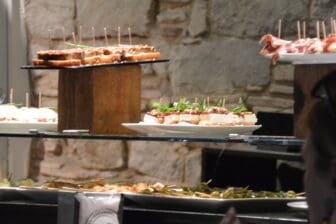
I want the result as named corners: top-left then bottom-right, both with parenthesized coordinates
top-left (0, 122), bottom-right (57, 133)
top-left (264, 53), bottom-right (336, 64)
top-left (21, 59), bottom-right (169, 70)
top-left (122, 123), bottom-right (261, 138)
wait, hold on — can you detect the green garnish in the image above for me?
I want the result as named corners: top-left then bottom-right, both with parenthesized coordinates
top-left (66, 42), bottom-right (93, 49)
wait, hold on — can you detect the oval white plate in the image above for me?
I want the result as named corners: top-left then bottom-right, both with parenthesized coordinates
top-left (287, 201), bottom-right (308, 211)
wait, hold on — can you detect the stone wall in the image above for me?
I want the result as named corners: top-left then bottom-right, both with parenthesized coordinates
top-left (23, 0), bottom-right (336, 186)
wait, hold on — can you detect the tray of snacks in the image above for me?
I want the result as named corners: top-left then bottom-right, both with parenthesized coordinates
top-left (22, 43), bottom-right (167, 70)
top-left (0, 104), bottom-right (57, 133)
top-left (123, 98), bottom-right (261, 138)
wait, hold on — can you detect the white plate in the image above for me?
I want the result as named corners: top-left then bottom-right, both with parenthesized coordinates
top-left (0, 122), bottom-right (57, 133)
top-left (287, 201), bottom-right (308, 211)
top-left (265, 53), bottom-right (336, 64)
top-left (122, 123), bottom-right (261, 138)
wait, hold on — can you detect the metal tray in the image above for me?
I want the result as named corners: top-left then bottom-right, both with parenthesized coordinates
top-left (122, 192), bottom-right (304, 213)
top-left (21, 59), bottom-right (169, 70)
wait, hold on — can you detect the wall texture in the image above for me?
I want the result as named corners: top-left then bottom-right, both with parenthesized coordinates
top-left (23, 0), bottom-right (336, 186)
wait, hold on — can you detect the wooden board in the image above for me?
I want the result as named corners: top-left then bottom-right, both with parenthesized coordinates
top-left (294, 64), bottom-right (336, 138)
top-left (58, 65), bottom-right (141, 134)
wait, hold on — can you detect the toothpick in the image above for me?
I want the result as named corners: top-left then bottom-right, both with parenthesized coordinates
top-left (128, 27), bottom-right (132, 45)
top-left (38, 92), bottom-right (42, 108)
top-left (302, 21), bottom-right (306, 39)
top-left (118, 26), bottom-right (121, 45)
top-left (104, 27), bottom-right (109, 46)
top-left (48, 29), bottom-right (52, 50)
top-left (207, 96), bottom-right (210, 106)
top-left (62, 27), bottom-right (66, 49)
top-left (331, 17), bottom-right (334, 35)
top-left (316, 21), bottom-right (320, 39)
top-left (238, 97), bottom-right (243, 104)
top-left (25, 93), bottom-right (29, 108)
top-left (333, 20), bottom-right (336, 36)
top-left (79, 25), bottom-right (82, 44)
top-left (297, 21), bottom-right (301, 39)
top-left (92, 27), bottom-right (96, 46)
top-left (222, 98), bottom-right (226, 108)
top-left (322, 21), bottom-right (327, 39)
top-left (9, 88), bottom-right (13, 104)
top-left (277, 19), bottom-right (282, 39)
top-left (72, 32), bottom-right (76, 44)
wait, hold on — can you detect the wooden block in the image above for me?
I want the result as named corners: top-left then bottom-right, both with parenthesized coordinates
top-left (294, 64), bottom-right (336, 138)
top-left (58, 65), bottom-right (141, 134)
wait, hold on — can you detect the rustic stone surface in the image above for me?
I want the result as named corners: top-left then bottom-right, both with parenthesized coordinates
top-left (43, 139), bottom-right (63, 156)
top-left (252, 106), bottom-right (281, 113)
top-left (273, 65), bottom-right (295, 82)
top-left (311, 0), bottom-right (336, 21)
top-left (24, 0), bottom-right (75, 39)
top-left (141, 64), bottom-right (154, 76)
top-left (157, 8), bottom-right (188, 23)
top-left (247, 96), bottom-right (294, 109)
top-left (141, 89), bottom-right (162, 100)
top-left (65, 140), bottom-right (125, 170)
top-left (34, 73), bottom-right (59, 97)
top-left (128, 142), bottom-right (185, 182)
top-left (269, 84), bottom-right (293, 95)
top-left (184, 149), bottom-right (202, 187)
top-left (188, 0), bottom-right (207, 37)
top-left (169, 39), bottom-right (270, 96)
top-left (39, 96), bottom-right (58, 108)
top-left (77, 0), bottom-right (153, 38)
top-left (246, 85), bottom-right (264, 92)
top-left (142, 74), bottom-right (161, 89)
top-left (211, 0), bottom-right (309, 38)
top-left (161, 26), bottom-right (184, 37)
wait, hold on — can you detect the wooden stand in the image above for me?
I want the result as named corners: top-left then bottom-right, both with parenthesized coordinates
top-left (58, 65), bottom-right (141, 134)
top-left (294, 64), bottom-right (336, 138)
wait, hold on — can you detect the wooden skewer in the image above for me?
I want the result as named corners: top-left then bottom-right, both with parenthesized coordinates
top-left (302, 21), bottom-right (306, 39)
top-left (72, 32), bottom-right (76, 44)
top-left (207, 96), bottom-right (210, 106)
top-left (62, 27), bottom-right (66, 49)
top-left (79, 25), bottom-right (82, 44)
top-left (322, 21), bottom-right (327, 39)
top-left (277, 19), bottom-right (282, 39)
top-left (222, 98), bottom-right (226, 108)
top-left (316, 21), bottom-right (320, 39)
top-left (38, 92), bottom-right (42, 108)
top-left (118, 26), bottom-right (121, 45)
top-left (104, 27), bottom-right (109, 46)
top-left (25, 93), bottom-right (29, 108)
top-left (333, 20), bottom-right (336, 36)
top-left (48, 29), bottom-right (52, 50)
top-left (297, 21), bottom-right (301, 39)
top-left (9, 88), bottom-right (13, 104)
top-left (331, 17), bottom-right (334, 35)
top-left (128, 27), bottom-right (132, 45)
top-left (92, 27), bottom-right (96, 46)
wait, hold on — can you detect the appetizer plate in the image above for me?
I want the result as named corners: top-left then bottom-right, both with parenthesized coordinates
top-left (287, 201), bottom-right (308, 211)
top-left (122, 123), bottom-right (261, 138)
top-left (0, 122), bottom-right (57, 133)
top-left (265, 53), bottom-right (336, 64)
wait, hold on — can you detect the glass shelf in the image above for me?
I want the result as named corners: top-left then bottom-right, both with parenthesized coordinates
top-left (0, 132), bottom-right (304, 146)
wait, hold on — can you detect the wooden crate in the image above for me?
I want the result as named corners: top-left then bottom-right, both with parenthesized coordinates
top-left (58, 65), bottom-right (141, 134)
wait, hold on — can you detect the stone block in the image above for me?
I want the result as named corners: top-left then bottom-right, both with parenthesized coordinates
top-left (184, 150), bottom-right (201, 187)
top-left (157, 8), bottom-right (188, 23)
top-left (24, 0), bottom-right (75, 39)
top-left (188, 0), bottom-right (207, 37)
top-left (65, 140), bottom-right (125, 170)
top-left (77, 0), bottom-right (153, 38)
top-left (211, 0), bottom-right (309, 38)
top-left (269, 84), bottom-right (294, 95)
top-left (34, 72), bottom-right (59, 97)
top-left (128, 141), bottom-right (184, 182)
top-left (247, 96), bottom-right (294, 109)
top-left (273, 65), bottom-right (294, 82)
top-left (168, 39), bottom-right (270, 96)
